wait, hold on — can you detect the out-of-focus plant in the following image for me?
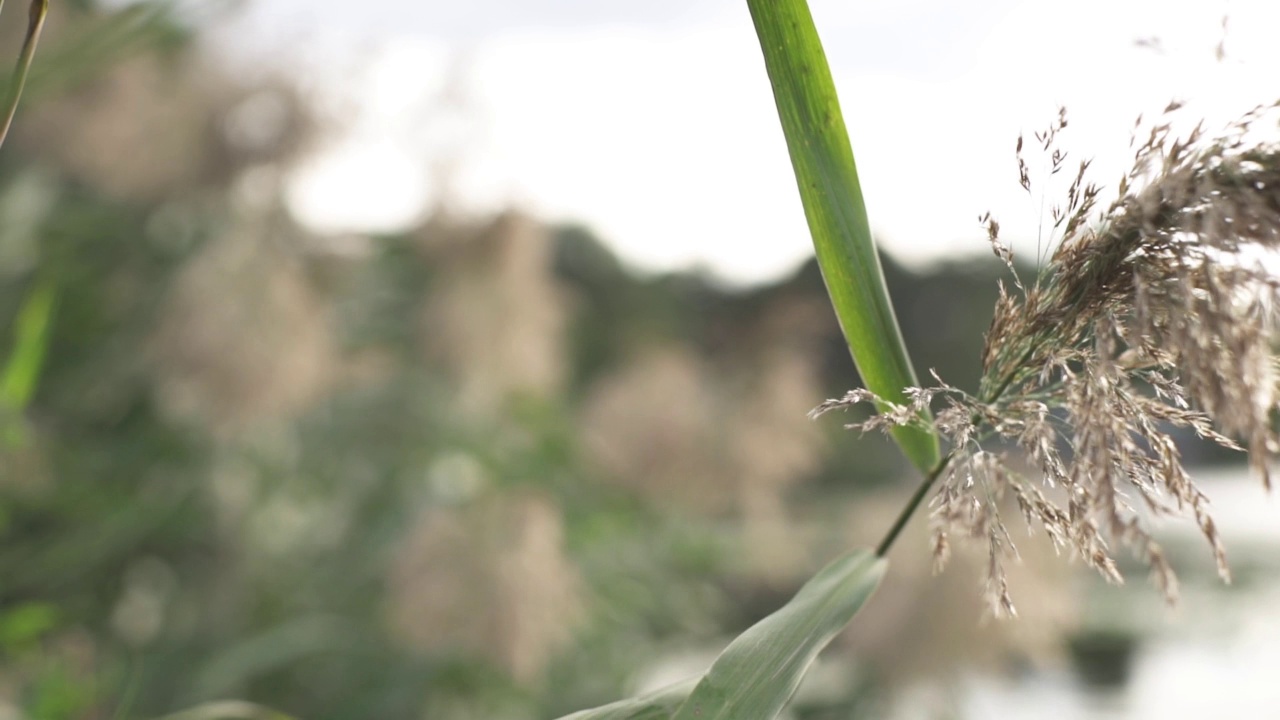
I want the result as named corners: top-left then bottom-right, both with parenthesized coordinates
top-left (560, 0), bottom-right (1280, 717)
top-left (0, 274), bottom-right (54, 444)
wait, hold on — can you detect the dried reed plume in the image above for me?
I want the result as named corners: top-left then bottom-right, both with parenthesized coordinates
top-left (814, 102), bottom-right (1280, 615)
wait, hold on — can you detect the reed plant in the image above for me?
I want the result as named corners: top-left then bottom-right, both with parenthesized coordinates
top-left (560, 0), bottom-right (1280, 717)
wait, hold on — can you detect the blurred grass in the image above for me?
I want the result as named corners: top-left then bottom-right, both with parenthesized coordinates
top-left (0, 275), bottom-right (54, 445)
top-left (154, 701), bottom-right (298, 720)
top-left (1, 274), bottom-right (54, 406)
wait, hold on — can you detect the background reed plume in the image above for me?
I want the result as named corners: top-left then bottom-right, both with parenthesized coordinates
top-left (815, 102), bottom-right (1280, 615)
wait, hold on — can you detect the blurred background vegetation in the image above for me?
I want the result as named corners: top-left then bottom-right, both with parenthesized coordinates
top-left (0, 3), bottom-right (1272, 719)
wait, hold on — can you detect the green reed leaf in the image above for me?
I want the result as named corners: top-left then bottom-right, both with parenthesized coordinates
top-left (556, 549), bottom-right (885, 720)
top-left (747, 0), bottom-right (940, 472)
top-left (670, 548), bottom-right (885, 720)
top-left (557, 678), bottom-right (698, 720)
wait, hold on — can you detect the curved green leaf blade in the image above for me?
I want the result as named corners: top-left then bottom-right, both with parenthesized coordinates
top-left (557, 678), bottom-right (698, 720)
top-left (747, 0), bottom-right (939, 472)
top-left (1, 275), bottom-right (56, 447)
top-left (1, 275), bottom-right (56, 412)
top-left (671, 548), bottom-right (886, 720)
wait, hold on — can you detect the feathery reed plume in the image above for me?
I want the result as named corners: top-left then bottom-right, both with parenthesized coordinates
top-left (814, 102), bottom-right (1280, 615)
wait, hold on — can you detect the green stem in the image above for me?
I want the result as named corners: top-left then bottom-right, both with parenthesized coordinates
top-left (878, 337), bottom-right (1052, 556)
top-left (875, 453), bottom-right (953, 557)
top-left (0, 0), bottom-right (49, 149)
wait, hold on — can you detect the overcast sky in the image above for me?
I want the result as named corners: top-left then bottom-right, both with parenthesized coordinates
top-left (215, 0), bottom-right (1280, 284)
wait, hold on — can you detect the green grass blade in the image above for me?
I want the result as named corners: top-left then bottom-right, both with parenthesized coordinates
top-left (557, 678), bottom-right (698, 720)
top-left (670, 548), bottom-right (885, 720)
top-left (1, 275), bottom-right (56, 412)
top-left (747, 0), bottom-right (939, 472)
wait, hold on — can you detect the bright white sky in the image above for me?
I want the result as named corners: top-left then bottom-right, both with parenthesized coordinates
top-left (214, 0), bottom-right (1280, 285)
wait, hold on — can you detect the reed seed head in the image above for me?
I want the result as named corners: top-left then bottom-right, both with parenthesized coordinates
top-left (814, 102), bottom-right (1280, 615)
